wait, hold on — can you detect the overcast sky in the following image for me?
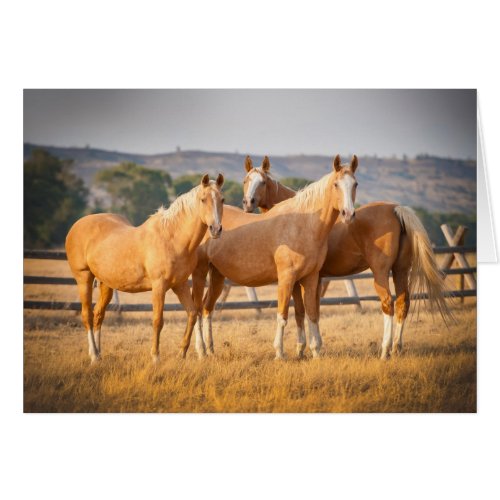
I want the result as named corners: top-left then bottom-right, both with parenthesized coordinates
top-left (23, 89), bottom-right (476, 159)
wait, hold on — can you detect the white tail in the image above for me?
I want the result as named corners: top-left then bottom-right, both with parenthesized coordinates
top-left (394, 206), bottom-right (454, 324)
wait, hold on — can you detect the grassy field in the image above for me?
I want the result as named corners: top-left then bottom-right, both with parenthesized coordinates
top-left (24, 304), bottom-right (476, 413)
top-left (24, 256), bottom-right (476, 413)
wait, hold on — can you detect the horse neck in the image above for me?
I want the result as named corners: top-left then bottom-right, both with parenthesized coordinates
top-left (263, 177), bottom-right (296, 210)
top-left (302, 175), bottom-right (340, 242)
top-left (156, 208), bottom-right (207, 254)
top-left (319, 177), bottom-right (341, 240)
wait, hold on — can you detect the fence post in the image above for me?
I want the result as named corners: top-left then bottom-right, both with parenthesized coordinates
top-left (440, 224), bottom-right (476, 290)
top-left (456, 273), bottom-right (465, 304)
top-left (440, 225), bottom-right (467, 270)
top-left (344, 279), bottom-right (362, 309)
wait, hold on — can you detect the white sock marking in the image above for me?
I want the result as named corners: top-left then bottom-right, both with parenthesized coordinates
top-left (381, 313), bottom-right (393, 358)
top-left (202, 315), bottom-right (214, 352)
top-left (307, 318), bottom-right (322, 357)
top-left (393, 320), bottom-right (405, 352)
top-left (296, 326), bottom-right (306, 357)
top-left (274, 313), bottom-right (287, 358)
top-left (195, 315), bottom-right (206, 357)
top-left (87, 329), bottom-right (99, 361)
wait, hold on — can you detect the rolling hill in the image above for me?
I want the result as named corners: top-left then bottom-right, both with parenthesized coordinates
top-left (23, 143), bottom-right (476, 214)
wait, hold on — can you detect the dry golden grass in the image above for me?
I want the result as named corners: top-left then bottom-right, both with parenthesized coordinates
top-left (24, 257), bottom-right (476, 413)
top-left (24, 303), bottom-right (476, 413)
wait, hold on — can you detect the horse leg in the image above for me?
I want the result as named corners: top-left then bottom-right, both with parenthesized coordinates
top-left (150, 280), bottom-right (167, 365)
top-left (373, 270), bottom-right (394, 360)
top-left (300, 272), bottom-right (322, 358)
top-left (92, 282), bottom-right (114, 356)
top-left (274, 272), bottom-right (295, 360)
top-left (173, 281), bottom-right (198, 359)
top-left (391, 247), bottom-right (411, 356)
top-left (76, 271), bottom-right (99, 364)
top-left (320, 278), bottom-right (330, 298)
top-left (191, 260), bottom-right (209, 358)
top-left (292, 282), bottom-right (306, 358)
top-left (201, 265), bottom-right (226, 356)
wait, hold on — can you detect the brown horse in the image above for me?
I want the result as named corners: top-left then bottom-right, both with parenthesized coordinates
top-left (243, 156), bottom-right (450, 359)
top-left (191, 155), bottom-right (358, 359)
top-left (65, 174), bottom-right (225, 364)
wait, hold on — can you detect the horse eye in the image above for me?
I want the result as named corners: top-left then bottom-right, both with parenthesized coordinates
top-left (221, 198), bottom-right (225, 203)
top-left (334, 182), bottom-right (338, 188)
top-left (201, 198), bottom-right (206, 203)
top-left (354, 182), bottom-right (358, 188)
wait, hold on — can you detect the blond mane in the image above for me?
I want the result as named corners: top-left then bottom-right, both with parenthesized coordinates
top-left (275, 172), bottom-right (331, 212)
top-left (153, 185), bottom-right (200, 229)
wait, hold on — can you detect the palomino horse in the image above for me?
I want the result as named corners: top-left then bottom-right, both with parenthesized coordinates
top-left (65, 174), bottom-right (225, 364)
top-left (190, 155), bottom-right (358, 359)
top-left (243, 156), bottom-right (451, 359)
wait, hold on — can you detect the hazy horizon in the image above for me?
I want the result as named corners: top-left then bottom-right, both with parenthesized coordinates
top-left (24, 89), bottom-right (477, 160)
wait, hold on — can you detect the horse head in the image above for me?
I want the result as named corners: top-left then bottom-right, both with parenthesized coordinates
top-left (242, 155), bottom-right (271, 212)
top-left (198, 173), bottom-right (225, 238)
top-left (332, 154), bottom-right (358, 224)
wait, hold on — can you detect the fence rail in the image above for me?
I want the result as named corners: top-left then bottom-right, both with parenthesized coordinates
top-left (23, 290), bottom-right (476, 313)
top-left (23, 266), bottom-right (477, 287)
top-left (23, 246), bottom-right (477, 262)
top-left (24, 242), bottom-right (477, 313)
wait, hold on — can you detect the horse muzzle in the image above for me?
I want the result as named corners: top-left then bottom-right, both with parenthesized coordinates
top-left (341, 209), bottom-right (355, 224)
top-left (209, 224), bottom-right (223, 238)
top-left (242, 197), bottom-right (256, 213)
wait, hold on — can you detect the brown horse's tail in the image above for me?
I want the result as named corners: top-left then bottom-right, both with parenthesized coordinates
top-left (394, 206), bottom-right (454, 324)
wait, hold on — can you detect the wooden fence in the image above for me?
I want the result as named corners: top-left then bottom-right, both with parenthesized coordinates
top-left (23, 224), bottom-right (476, 313)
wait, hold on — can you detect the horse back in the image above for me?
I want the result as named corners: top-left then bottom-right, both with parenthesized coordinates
top-left (65, 213), bottom-right (141, 275)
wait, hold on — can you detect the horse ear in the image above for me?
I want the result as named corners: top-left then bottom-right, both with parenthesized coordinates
top-left (201, 174), bottom-right (210, 186)
top-left (350, 155), bottom-right (358, 173)
top-left (333, 155), bottom-right (342, 172)
top-left (216, 173), bottom-right (224, 188)
top-left (262, 156), bottom-right (271, 172)
top-left (245, 156), bottom-right (253, 172)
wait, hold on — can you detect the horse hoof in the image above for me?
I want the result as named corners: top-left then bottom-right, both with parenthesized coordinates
top-left (151, 354), bottom-right (160, 365)
top-left (380, 352), bottom-right (390, 361)
top-left (177, 349), bottom-right (187, 360)
top-left (274, 353), bottom-right (286, 361)
top-left (296, 345), bottom-right (306, 359)
top-left (391, 346), bottom-right (402, 356)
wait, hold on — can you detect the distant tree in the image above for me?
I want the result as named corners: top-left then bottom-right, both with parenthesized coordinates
top-left (95, 162), bottom-right (172, 225)
top-left (221, 180), bottom-right (243, 207)
top-left (173, 174), bottom-right (242, 207)
top-left (24, 149), bottom-right (88, 248)
top-left (173, 174), bottom-right (201, 196)
top-left (280, 177), bottom-right (312, 191)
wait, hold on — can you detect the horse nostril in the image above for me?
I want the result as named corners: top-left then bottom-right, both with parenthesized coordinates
top-left (352, 212), bottom-right (356, 218)
top-left (209, 225), bottom-right (213, 231)
top-left (218, 226), bottom-right (222, 233)
top-left (251, 198), bottom-right (255, 204)
top-left (342, 210), bottom-right (346, 216)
